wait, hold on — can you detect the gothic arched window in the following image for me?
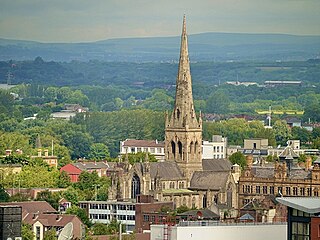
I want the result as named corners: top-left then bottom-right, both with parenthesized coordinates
top-left (131, 174), bottom-right (141, 200)
top-left (178, 141), bottom-right (182, 159)
top-left (190, 142), bottom-right (194, 154)
top-left (171, 141), bottom-right (176, 158)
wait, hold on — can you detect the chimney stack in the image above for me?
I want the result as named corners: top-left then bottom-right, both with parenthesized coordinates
top-left (37, 149), bottom-right (42, 157)
top-left (5, 149), bottom-right (12, 156)
top-left (44, 149), bottom-right (49, 157)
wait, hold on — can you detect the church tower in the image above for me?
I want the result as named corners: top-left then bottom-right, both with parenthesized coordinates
top-left (165, 16), bottom-right (202, 183)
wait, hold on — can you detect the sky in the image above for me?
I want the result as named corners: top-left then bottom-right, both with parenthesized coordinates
top-left (0, 0), bottom-right (319, 43)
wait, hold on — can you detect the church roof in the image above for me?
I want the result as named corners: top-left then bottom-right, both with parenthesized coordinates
top-left (135, 162), bottom-right (184, 180)
top-left (202, 159), bottom-right (232, 171)
top-left (189, 171), bottom-right (230, 190)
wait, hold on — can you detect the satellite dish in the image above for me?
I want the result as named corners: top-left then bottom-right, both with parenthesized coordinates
top-left (58, 222), bottom-right (73, 240)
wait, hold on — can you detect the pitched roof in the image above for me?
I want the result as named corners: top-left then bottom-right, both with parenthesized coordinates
top-left (240, 213), bottom-right (255, 220)
top-left (178, 209), bottom-right (220, 219)
top-left (276, 197), bottom-right (320, 214)
top-left (0, 201), bottom-right (56, 216)
top-left (279, 146), bottom-right (299, 159)
top-left (139, 162), bottom-right (184, 180)
top-left (189, 171), bottom-right (230, 190)
top-left (202, 159), bottom-right (232, 171)
top-left (122, 139), bottom-right (164, 148)
top-left (252, 167), bottom-right (274, 178)
top-left (35, 213), bottom-right (80, 227)
top-left (251, 166), bottom-right (311, 179)
top-left (72, 161), bottom-right (115, 171)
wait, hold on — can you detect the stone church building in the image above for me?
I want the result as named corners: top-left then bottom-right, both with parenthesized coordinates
top-left (108, 16), bottom-right (237, 213)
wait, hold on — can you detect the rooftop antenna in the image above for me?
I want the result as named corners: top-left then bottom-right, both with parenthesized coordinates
top-left (51, 140), bottom-right (54, 156)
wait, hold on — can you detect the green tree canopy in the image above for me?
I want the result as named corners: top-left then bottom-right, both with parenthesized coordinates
top-left (229, 152), bottom-right (246, 169)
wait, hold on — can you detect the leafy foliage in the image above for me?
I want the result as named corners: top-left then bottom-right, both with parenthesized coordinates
top-left (229, 152), bottom-right (247, 169)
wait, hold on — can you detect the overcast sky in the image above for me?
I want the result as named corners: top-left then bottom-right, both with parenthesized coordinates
top-left (0, 0), bottom-right (319, 43)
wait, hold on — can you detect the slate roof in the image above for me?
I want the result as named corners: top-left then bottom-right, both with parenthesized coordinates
top-left (178, 209), bottom-right (220, 220)
top-left (202, 159), bottom-right (232, 171)
top-left (73, 161), bottom-right (116, 171)
top-left (135, 161), bottom-right (184, 180)
top-left (122, 139), bottom-right (164, 147)
top-left (240, 213), bottom-right (255, 221)
top-left (288, 168), bottom-right (310, 179)
top-left (252, 167), bottom-right (274, 178)
top-left (251, 166), bottom-right (310, 179)
top-left (189, 171), bottom-right (229, 190)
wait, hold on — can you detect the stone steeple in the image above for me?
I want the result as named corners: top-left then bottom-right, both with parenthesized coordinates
top-left (165, 16), bottom-right (202, 183)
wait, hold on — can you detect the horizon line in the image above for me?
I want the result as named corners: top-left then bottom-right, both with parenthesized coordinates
top-left (1, 31), bottom-right (320, 44)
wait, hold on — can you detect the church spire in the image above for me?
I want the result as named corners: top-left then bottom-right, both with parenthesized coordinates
top-left (165, 16), bottom-right (202, 181)
top-left (169, 15), bottom-right (198, 129)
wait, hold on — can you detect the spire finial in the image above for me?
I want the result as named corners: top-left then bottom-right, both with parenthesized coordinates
top-left (182, 15), bottom-right (187, 36)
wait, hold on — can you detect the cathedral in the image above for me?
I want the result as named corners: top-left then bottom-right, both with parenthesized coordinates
top-left (108, 16), bottom-right (237, 214)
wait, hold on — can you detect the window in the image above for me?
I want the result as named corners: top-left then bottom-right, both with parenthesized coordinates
top-left (131, 147), bottom-right (135, 153)
top-left (137, 148), bottom-right (142, 152)
top-left (293, 187), bottom-right (298, 196)
top-left (213, 146), bottom-right (216, 152)
top-left (150, 148), bottom-right (155, 153)
top-left (300, 188), bottom-right (305, 196)
top-left (291, 222), bottom-right (310, 240)
top-left (143, 215), bottom-right (150, 222)
top-left (286, 187), bottom-right (291, 196)
top-left (36, 226), bottom-right (41, 240)
top-left (157, 148), bottom-right (162, 153)
top-left (256, 186), bottom-right (261, 194)
top-left (263, 186), bottom-right (267, 194)
top-left (307, 188), bottom-right (312, 196)
top-left (269, 186), bottom-right (274, 195)
top-left (278, 187), bottom-right (283, 195)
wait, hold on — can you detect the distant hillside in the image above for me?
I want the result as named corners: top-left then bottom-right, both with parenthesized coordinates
top-left (0, 32), bottom-right (320, 62)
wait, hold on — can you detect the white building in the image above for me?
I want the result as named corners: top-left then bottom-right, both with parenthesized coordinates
top-left (202, 135), bottom-right (227, 159)
top-left (119, 139), bottom-right (165, 161)
top-left (150, 222), bottom-right (287, 240)
top-left (79, 201), bottom-right (136, 231)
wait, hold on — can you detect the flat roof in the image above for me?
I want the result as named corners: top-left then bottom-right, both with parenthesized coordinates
top-left (276, 197), bottom-right (320, 214)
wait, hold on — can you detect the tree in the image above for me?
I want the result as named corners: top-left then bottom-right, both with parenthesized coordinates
top-left (43, 228), bottom-right (57, 240)
top-left (66, 206), bottom-right (92, 227)
top-left (121, 152), bottom-right (157, 165)
top-left (273, 120), bottom-right (292, 146)
top-left (291, 127), bottom-right (311, 146)
top-left (229, 152), bottom-right (247, 169)
top-left (206, 90), bottom-right (230, 114)
top-left (62, 186), bottom-right (79, 205)
top-left (21, 223), bottom-right (34, 240)
top-left (57, 171), bottom-right (71, 188)
top-left (92, 223), bottom-right (109, 235)
top-left (36, 190), bottom-right (61, 210)
top-left (176, 205), bottom-right (190, 214)
top-left (62, 131), bottom-right (93, 159)
top-left (0, 185), bottom-right (9, 202)
top-left (88, 143), bottom-right (110, 160)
